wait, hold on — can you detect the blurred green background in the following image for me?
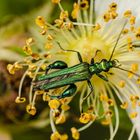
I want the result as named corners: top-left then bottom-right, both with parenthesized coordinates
top-left (0, 0), bottom-right (138, 140)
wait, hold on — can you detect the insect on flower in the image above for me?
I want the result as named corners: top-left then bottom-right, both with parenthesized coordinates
top-left (7, 0), bottom-right (140, 139)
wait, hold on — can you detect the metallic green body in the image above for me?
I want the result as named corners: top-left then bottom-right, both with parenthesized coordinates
top-left (34, 59), bottom-right (116, 91)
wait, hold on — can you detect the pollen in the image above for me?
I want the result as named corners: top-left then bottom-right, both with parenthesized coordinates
top-left (99, 94), bottom-right (108, 102)
top-left (55, 114), bottom-right (66, 124)
top-left (7, 64), bottom-right (16, 75)
top-left (110, 11), bottom-right (118, 19)
top-left (61, 104), bottom-right (70, 111)
top-left (45, 42), bottom-right (53, 50)
top-left (122, 28), bottom-right (129, 34)
top-left (124, 10), bottom-right (132, 18)
top-left (130, 16), bottom-right (136, 25)
top-left (119, 80), bottom-right (125, 88)
top-left (136, 78), bottom-right (140, 84)
top-left (26, 104), bottom-right (37, 116)
top-left (120, 102), bottom-right (128, 109)
top-left (71, 3), bottom-right (79, 19)
top-left (80, 0), bottom-right (89, 10)
top-left (107, 99), bottom-right (114, 106)
top-left (23, 45), bottom-right (32, 55)
top-left (60, 11), bottom-right (69, 20)
top-left (26, 38), bottom-right (34, 46)
top-left (31, 53), bottom-right (40, 60)
top-left (15, 96), bottom-right (26, 103)
top-left (131, 63), bottom-right (138, 72)
top-left (109, 2), bottom-right (117, 11)
top-left (130, 112), bottom-right (138, 119)
top-left (29, 64), bottom-right (37, 71)
top-left (34, 90), bottom-right (44, 95)
top-left (43, 93), bottom-right (51, 101)
top-left (71, 127), bottom-right (80, 140)
top-left (50, 131), bottom-right (68, 140)
top-left (101, 119), bottom-right (111, 126)
top-left (92, 23), bottom-right (101, 31)
top-left (103, 12), bottom-right (111, 22)
top-left (136, 32), bottom-right (140, 40)
top-left (51, 0), bottom-right (60, 4)
top-left (35, 16), bottom-right (46, 29)
top-left (79, 113), bottom-right (95, 124)
top-left (49, 99), bottom-right (60, 109)
top-left (47, 34), bottom-right (54, 41)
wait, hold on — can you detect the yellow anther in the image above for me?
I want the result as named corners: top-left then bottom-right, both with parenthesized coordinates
top-left (127, 37), bottom-right (132, 44)
top-left (130, 16), bottom-right (136, 25)
top-left (66, 22), bottom-right (74, 30)
top-left (23, 45), bottom-right (32, 55)
top-left (71, 127), bottom-right (80, 140)
top-left (107, 99), bottom-right (114, 106)
top-left (26, 38), bottom-right (34, 46)
top-left (43, 53), bottom-right (52, 59)
top-left (47, 34), bottom-right (54, 40)
top-left (29, 64), bottom-right (37, 71)
top-left (51, 0), bottom-right (60, 4)
top-left (49, 99), bottom-right (60, 109)
top-left (27, 71), bottom-right (35, 78)
top-left (15, 96), bottom-right (26, 103)
top-left (110, 11), bottom-right (118, 19)
top-left (71, 3), bottom-right (79, 19)
top-left (130, 95), bottom-right (139, 101)
top-left (40, 30), bottom-right (47, 35)
top-left (61, 104), bottom-right (70, 111)
top-left (128, 71), bottom-right (134, 79)
top-left (130, 112), bottom-right (138, 119)
top-left (31, 53), bottom-right (40, 60)
top-left (60, 11), bottom-right (69, 20)
top-left (136, 78), bottom-right (140, 84)
top-left (99, 94), bottom-right (108, 102)
top-left (127, 44), bottom-right (134, 52)
top-left (109, 2), bottom-right (117, 11)
top-left (50, 132), bottom-right (68, 140)
top-left (101, 119), bottom-right (111, 125)
top-left (87, 106), bottom-right (94, 113)
top-left (92, 23), bottom-right (101, 31)
top-left (41, 64), bottom-right (47, 70)
top-left (105, 110), bottom-right (113, 117)
top-left (79, 113), bottom-right (95, 124)
top-left (130, 26), bottom-right (135, 32)
top-left (120, 102), bottom-right (128, 109)
top-left (26, 104), bottom-right (37, 115)
top-left (7, 64), bottom-right (16, 75)
top-left (43, 93), bottom-right (50, 101)
top-left (131, 63), bottom-right (138, 72)
top-left (124, 10), bottom-right (132, 18)
top-left (119, 80), bottom-right (125, 88)
top-left (122, 29), bottom-right (129, 34)
top-left (80, 0), bottom-right (89, 10)
top-left (136, 32), bottom-right (140, 40)
top-left (34, 90), bottom-right (44, 95)
top-left (103, 12), bottom-right (111, 22)
top-left (55, 114), bottom-right (66, 124)
top-left (14, 62), bottom-right (23, 69)
top-left (45, 42), bottom-right (53, 50)
top-left (35, 16), bottom-right (46, 29)
top-left (55, 19), bottom-right (64, 27)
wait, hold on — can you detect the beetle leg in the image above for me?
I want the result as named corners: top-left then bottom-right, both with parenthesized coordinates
top-left (46, 60), bottom-right (68, 74)
top-left (83, 80), bottom-right (94, 101)
top-left (50, 84), bottom-right (77, 99)
top-left (96, 73), bottom-right (108, 82)
top-left (57, 42), bottom-right (83, 62)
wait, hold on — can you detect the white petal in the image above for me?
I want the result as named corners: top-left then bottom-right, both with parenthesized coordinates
top-left (95, 0), bottom-right (140, 22)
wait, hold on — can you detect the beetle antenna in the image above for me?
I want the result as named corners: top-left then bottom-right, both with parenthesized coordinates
top-left (114, 66), bottom-right (140, 78)
top-left (56, 41), bottom-right (79, 53)
top-left (109, 21), bottom-right (127, 61)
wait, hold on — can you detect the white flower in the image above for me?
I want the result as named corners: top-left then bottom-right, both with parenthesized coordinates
top-left (8, 0), bottom-right (140, 139)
